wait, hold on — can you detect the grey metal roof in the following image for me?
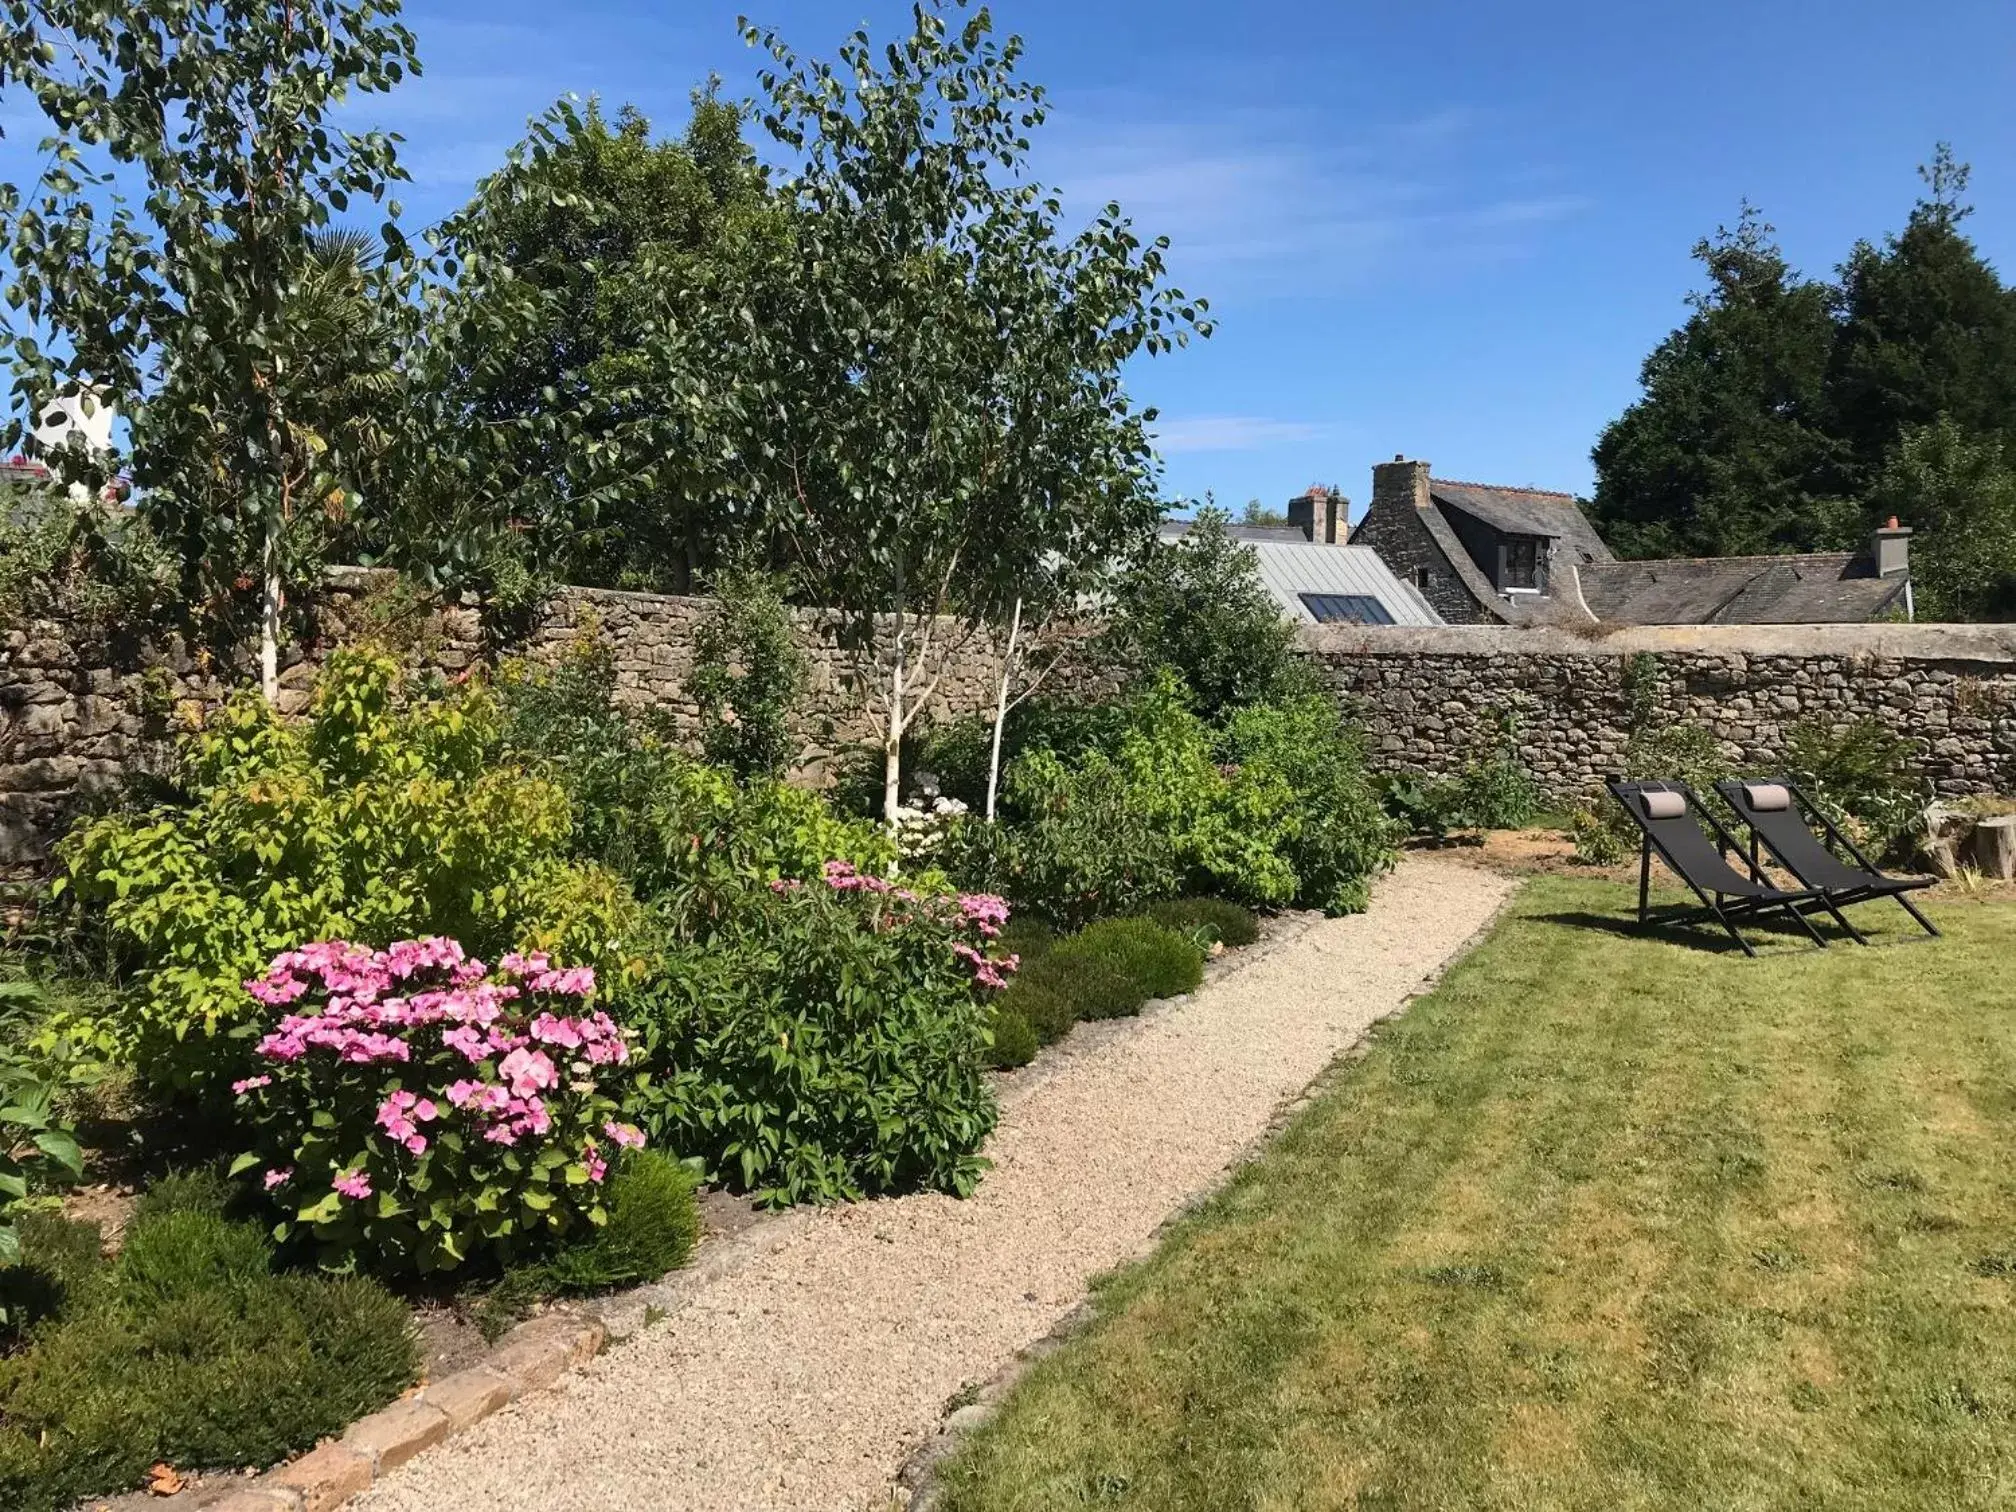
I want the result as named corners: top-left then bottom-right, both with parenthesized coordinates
top-left (1429, 480), bottom-right (1615, 566)
top-left (1247, 543), bottom-right (1443, 626)
top-left (1573, 554), bottom-right (1908, 625)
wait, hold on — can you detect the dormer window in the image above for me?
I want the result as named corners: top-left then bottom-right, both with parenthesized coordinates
top-left (1503, 537), bottom-right (1538, 590)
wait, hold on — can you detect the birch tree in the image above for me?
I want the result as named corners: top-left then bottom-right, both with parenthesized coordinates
top-left (714, 0), bottom-right (1205, 824)
top-left (0, 0), bottom-right (418, 699)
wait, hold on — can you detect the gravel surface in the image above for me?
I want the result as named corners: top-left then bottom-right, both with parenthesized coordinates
top-left (359, 856), bottom-right (1514, 1512)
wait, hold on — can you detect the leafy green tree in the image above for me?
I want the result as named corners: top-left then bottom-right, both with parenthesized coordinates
top-left (0, 0), bottom-right (420, 700)
top-left (430, 93), bottom-right (778, 592)
top-left (1825, 146), bottom-right (2016, 498)
top-left (1590, 204), bottom-right (1848, 557)
top-left (651, 1), bottom-right (1206, 825)
top-left (1866, 417), bottom-right (2016, 620)
top-left (1107, 505), bottom-right (1310, 720)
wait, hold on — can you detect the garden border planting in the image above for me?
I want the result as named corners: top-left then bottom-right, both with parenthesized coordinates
top-left (352, 855), bottom-right (1513, 1512)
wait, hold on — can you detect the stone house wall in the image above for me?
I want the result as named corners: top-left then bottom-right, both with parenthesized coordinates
top-left (1297, 622), bottom-right (2016, 799)
top-left (1347, 468), bottom-right (1491, 625)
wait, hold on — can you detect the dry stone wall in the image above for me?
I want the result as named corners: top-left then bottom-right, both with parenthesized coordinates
top-left (0, 571), bottom-right (1096, 871)
top-left (6, 573), bottom-right (2014, 873)
top-left (1298, 622), bottom-right (2016, 799)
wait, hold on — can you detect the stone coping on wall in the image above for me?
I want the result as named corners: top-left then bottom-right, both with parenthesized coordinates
top-left (1297, 621), bottom-right (2016, 663)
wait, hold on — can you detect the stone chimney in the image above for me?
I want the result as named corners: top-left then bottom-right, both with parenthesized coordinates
top-left (1372, 454), bottom-right (1432, 515)
top-left (1286, 485), bottom-right (1341, 544)
top-left (1873, 516), bottom-right (1911, 578)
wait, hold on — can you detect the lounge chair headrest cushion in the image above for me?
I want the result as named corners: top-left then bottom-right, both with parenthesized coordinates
top-left (1743, 782), bottom-right (1792, 812)
top-left (1639, 790), bottom-right (1686, 820)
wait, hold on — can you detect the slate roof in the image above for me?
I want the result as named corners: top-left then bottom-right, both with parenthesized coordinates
top-left (1572, 553), bottom-right (1908, 625)
top-left (1428, 480), bottom-right (1615, 566)
top-left (1158, 519), bottom-right (1315, 546)
top-left (1246, 543), bottom-right (1442, 626)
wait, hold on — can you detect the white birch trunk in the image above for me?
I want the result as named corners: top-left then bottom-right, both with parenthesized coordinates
top-left (260, 510), bottom-right (283, 705)
top-left (882, 618), bottom-right (907, 829)
top-left (985, 596), bottom-right (1022, 821)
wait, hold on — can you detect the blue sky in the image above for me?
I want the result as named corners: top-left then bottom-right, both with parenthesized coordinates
top-left (11, 1), bottom-right (2016, 519)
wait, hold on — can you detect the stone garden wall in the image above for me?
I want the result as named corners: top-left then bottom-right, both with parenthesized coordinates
top-left (6, 569), bottom-right (2015, 873)
top-left (1298, 621), bottom-right (2016, 799)
top-left (0, 570), bottom-right (1101, 871)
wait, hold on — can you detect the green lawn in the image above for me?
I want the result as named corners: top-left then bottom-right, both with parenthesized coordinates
top-left (939, 879), bottom-right (2016, 1512)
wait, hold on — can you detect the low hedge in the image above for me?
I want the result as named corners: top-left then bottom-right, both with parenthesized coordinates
top-left (994, 979), bottom-right (1078, 1045)
top-left (542, 1150), bottom-right (701, 1294)
top-left (0, 1203), bottom-right (418, 1512)
top-left (1014, 918), bottom-right (1205, 1027)
top-left (985, 1008), bottom-right (1039, 1069)
top-left (1142, 897), bottom-right (1260, 948)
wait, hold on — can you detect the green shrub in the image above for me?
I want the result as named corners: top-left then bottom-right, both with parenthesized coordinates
top-left (0, 1212), bottom-right (105, 1336)
top-left (997, 916), bottom-right (1057, 963)
top-left (500, 637), bottom-right (889, 930)
top-left (994, 978), bottom-right (1077, 1045)
top-left (54, 646), bottom-right (652, 1090)
top-left (1782, 716), bottom-right (1928, 858)
top-left (971, 742), bottom-right (1183, 930)
top-left (543, 1150), bottom-right (700, 1293)
top-left (1568, 803), bottom-right (1629, 866)
top-left (690, 558), bottom-right (807, 781)
top-left (1103, 506), bottom-right (1319, 720)
top-left (0, 488), bottom-right (178, 633)
top-left (985, 1009), bottom-right (1039, 1070)
top-left (632, 873), bottom-right (1002, 1206)
top-left (1449, 756), bottom-right (1542, 831)
top-left (1217, 695), bottom-right (1398, 912)
top-left (132, 1167), bottom-right (235, 1226)
top-left (1055, 918), bottom-right (1204, 1004)
top-left (1375, 772), bottom-right (1455, 840)
top-left (1142, 897), bottom-right (1260, 948)
top-left (0, 995), bottom-right (83, 1286)
top-left (0, 1207), bottom-right (417, 1512)
top-left (1623, 719), bottom-right (1731, 794)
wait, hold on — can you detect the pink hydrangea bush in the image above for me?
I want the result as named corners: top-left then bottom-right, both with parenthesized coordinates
top-left (230, 937), bottom-right (643, 1274)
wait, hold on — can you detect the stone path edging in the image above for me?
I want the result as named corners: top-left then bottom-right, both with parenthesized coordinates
top-left (201, 1311), bottom-right (607, 1512)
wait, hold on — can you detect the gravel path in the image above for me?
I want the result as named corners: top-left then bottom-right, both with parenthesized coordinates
top-left (360, 855), bottom-right (1514, 1512)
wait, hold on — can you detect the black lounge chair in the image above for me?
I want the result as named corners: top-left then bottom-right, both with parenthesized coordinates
top-left (1605, 777), bottom-right (1830, 957)
top-left (1714, 776), bottom-right (1940, 943)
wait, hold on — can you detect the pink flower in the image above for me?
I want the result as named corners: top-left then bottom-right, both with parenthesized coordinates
top-left (603, 1121), bottom-right (646, 1151)
top-left (333, 1168), bottom-right (372, 1201)
top-left (442, 1025), bottom-right (490, 1063)
top-left (530, 1013), bottom-right (584, 1050)
top-left (256, 1032), bottom-right (307, 1062)
top-left (498, 1046), bottom-right (558, 1099)
top-left (403, 1133), bottom-right (428, 1156)
top-left (413, 1098), bottom-right (439, 1123)
top-left (231, 1075), bottom-right (272, 1094)
top-left (584, 1151), bottom-right (608, 1183)
top-left (263, 1167), bottom-right (292, 1190)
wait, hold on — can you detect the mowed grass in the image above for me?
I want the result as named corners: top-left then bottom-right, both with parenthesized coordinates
top-left (939, 879), bottom-right (2016, 1512)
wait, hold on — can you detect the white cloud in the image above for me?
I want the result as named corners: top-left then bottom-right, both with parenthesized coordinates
top-left (1038, 102), bottom-right (1586, 298)
top-left (1152, 416), bottom-right (1331, 454)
